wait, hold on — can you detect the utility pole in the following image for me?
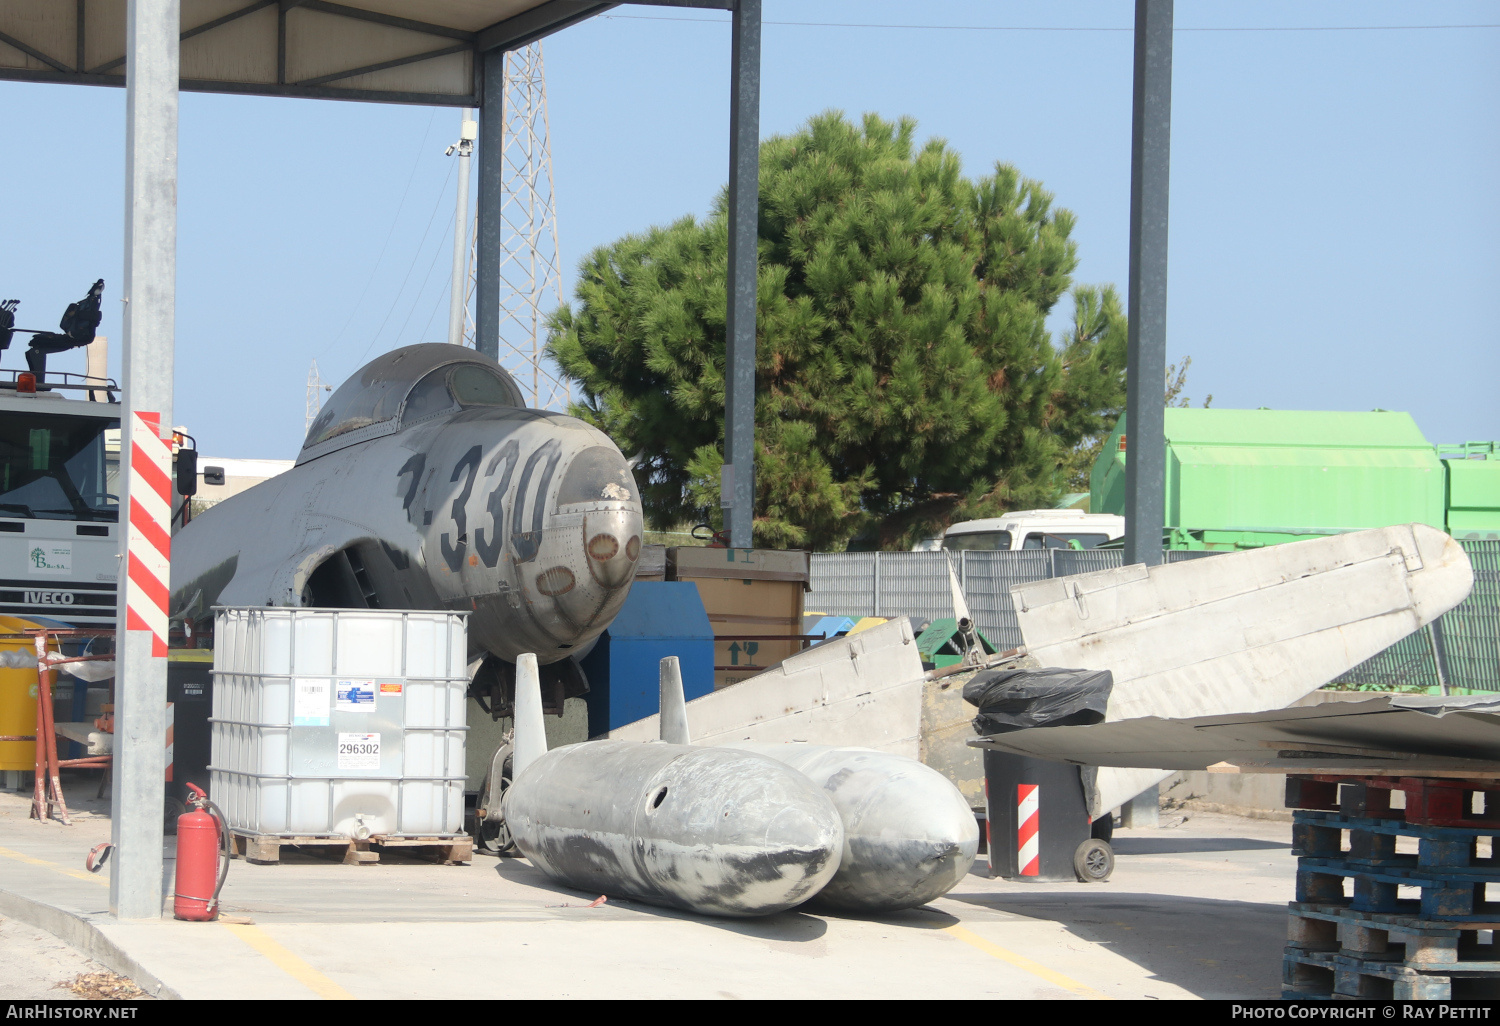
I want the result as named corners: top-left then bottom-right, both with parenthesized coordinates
top-left (1124, 0), bottom-right (1173, 570)
top-left (114, 0), bottom-right (178, 920)
top-left (723, 0), bottom-right (761, 548)
top-left (447, 109), bottom-right (477, 348)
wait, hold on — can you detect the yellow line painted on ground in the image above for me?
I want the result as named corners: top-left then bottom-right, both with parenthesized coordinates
top-left (944, 925), bottom-right (1110, 999)
top-left (223, 923), bottom-right (355, 1000)
top-left (0, 844), bottom-right (108, 885)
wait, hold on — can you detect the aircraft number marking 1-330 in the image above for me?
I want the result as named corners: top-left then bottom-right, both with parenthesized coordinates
top-left (423, 440), bottom-right (562, 573)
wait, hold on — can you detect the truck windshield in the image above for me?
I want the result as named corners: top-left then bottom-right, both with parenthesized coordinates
top-left (0, 412), bottom-right (120, 521)
top-left (943, 531), bottom-right (1012, 551)
top-left (1021, 532), bottom-right (1110, 550)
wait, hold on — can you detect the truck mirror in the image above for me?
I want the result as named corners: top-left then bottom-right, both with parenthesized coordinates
top-left (202, 466), bottom-right (225, 487)
top-left (176, 448), bottom-right (198, 496)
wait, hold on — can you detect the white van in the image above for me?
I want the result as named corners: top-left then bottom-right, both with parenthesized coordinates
top-left (913, 509), bottom-right (1126, 552)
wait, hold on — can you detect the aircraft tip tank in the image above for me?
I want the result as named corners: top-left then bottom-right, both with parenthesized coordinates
top-left (502, 655), bottom-right (845, 917)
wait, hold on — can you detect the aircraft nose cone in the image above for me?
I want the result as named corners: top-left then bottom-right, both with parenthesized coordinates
top-left (582, 510), bottom-right (640, 589)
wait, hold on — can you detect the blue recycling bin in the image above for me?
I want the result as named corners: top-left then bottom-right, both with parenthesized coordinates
top-left (582, 581), bottom-right (715, 738)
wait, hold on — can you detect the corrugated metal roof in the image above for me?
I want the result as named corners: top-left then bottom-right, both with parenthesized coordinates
top-left (0, 1), bottom-right (627, 106)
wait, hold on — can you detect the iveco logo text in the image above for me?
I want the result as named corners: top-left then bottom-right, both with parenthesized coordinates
top-left (24, 591), bottom-right (74, 605)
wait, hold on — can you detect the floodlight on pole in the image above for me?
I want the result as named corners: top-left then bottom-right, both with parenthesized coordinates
top-left (446, 109), bottom-right (476, 348)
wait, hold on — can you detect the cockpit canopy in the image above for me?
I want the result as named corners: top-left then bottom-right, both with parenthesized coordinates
top-left (299, 344), bottom-right (524, 463)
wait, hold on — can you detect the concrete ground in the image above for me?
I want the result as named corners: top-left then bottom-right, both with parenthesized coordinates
top-left (0, 772), bottom-right (1294, 1000)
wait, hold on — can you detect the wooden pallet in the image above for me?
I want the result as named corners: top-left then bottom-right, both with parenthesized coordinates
top-left (1293, 810), bottom-right (1499, 873)
top-left (1288, 901), bottom-right (1500, 972)
top-left (1296, 857), bottom-right (1500, 920)
top-left (1291, 808), bottom-right (1498, 919)
top-left (1280, 948), bottom-right (1500, 1001)
top-left (1287, 776), bottom-right (1500, 829)
top-left (230, 831), bottom-right (472, 866)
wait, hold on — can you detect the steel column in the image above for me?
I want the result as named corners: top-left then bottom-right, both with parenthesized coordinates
top-left (1123, 0), bottom-right (1173, 569)
top-left (723, 0), bottom-right (760, 548)
top-left (113, 0), bottom-right (178, 920)
top-left (474, 48), bottom-right (505, 361)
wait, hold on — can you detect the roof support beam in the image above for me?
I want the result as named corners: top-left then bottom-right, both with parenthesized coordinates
top-left (295, 42), bottom-right (469, 87)
top-left (476, 1), bottom-right (615, 54)
top-left (90, 0), bottom-right (276, 74)
top-left (1124, 0), bottom-right (1173, 569)
top-left (0, 29), bottom-right (73, 73)
top-left (723, 0), bottom-right (760, 548)
top-left (293, 1), bottom-right (475, 42)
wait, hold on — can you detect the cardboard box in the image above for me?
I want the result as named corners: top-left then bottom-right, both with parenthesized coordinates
top-left (633, 543), bottom-right (668, 581)
top-left (667, 546), bottom-right (810, 584)
top-left (666, 548), bottom-right (810, 689)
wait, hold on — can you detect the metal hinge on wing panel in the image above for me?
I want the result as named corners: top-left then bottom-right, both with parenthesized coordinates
top-left (1394, 525), bottom-right (1425, 573)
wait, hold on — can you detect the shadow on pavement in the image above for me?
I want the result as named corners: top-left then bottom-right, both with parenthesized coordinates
top-left (948, 890), bottom-right (1284, 999)
top-left (487, 857), bottom-right (834, 939)
top-left (1111, 836), bottom-right (1290, 856)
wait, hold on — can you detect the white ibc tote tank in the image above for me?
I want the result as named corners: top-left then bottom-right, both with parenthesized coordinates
top-left (210, 607), bottom-right (469, 839)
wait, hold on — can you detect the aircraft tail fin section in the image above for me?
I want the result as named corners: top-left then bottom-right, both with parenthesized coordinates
top-left (659, 655), bottom-right (691, 745)
top-left (511, 652), bottom-right (547, 776)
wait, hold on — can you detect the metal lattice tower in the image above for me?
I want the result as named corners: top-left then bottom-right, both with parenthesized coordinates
top-left (305, 359), bottom-right (331, 434)
top-left (481, 43), bottom-right (567, 410)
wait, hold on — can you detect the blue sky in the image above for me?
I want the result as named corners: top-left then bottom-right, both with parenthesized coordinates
top-left (1, 0), bottom-right (1496, 459)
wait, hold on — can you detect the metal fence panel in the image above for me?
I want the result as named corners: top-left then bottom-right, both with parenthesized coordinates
top-left (1050, 549), bottom-right (1124, 578)
top-left (958, 551), bottom-right (1053, 649)
top-left (873, 551), bottom-right (963, 629)
top-left (1441, 540), bottom-right (1500, 692)
top-left (806, 552), bottom-right (876, 619)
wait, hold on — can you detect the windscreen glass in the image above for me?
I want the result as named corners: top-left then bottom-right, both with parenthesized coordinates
top-left (943, 530), bottom-right (1012, 551)
top-left (1021, 532), bottom-right (1111, 550)
top-left (450, 365), bottom-right (517, 406)
top-left (0, 412), bottom-right (120, 521)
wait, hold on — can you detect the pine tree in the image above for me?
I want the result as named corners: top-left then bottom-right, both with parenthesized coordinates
top-left (548, 112), bottom-right (1127, 550)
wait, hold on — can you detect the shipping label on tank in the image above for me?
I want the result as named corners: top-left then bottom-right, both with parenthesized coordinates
top-left (26, 543), bottom-right (71, 576)
top-left (337, 732), bottom-right (380, 771)
top-left (293, 678), bottom-right (331, 726)
top-left (379, 682), bottom-right (403, 696)
top-left (335, 678), bottom-right (377, 712)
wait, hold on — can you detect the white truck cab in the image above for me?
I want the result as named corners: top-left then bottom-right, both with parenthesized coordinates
top-left (918, 509), bottom-right (1126, 552)
top-left (0, 375), bottom-right (122, 628)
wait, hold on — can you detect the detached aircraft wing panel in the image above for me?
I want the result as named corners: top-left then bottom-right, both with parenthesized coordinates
top-left (970, 696), bottom-right (1500, 776)
top-left (1006, 525), bottom-right (1475, 815)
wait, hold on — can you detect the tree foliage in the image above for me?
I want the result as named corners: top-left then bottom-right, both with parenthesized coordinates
top-left (548, 112), bottom-right (1128, 550)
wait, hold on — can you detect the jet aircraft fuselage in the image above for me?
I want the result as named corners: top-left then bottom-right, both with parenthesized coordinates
top-left (170, 345), bottom-right (644, 664)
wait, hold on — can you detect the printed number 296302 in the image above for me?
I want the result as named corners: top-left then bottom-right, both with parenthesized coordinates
top-left (337, 732), bottom-right (381, 771)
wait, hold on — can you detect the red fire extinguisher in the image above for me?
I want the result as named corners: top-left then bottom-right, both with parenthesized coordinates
top-left (174, 782), bottom-right (229, 922)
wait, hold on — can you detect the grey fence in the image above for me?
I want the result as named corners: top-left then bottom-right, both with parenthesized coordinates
top-left (807, 540), bottom-right (1500, 692)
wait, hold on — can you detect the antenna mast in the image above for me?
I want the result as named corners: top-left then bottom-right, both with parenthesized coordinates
top-left (490, 43), bottom-right (567, 409)
top-left (305, 360), bottom-right (331, 434)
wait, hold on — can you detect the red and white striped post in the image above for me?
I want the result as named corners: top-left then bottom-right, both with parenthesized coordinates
top-left (1017, 784), bottom-right (1041, 877)
top-left (126, 412), bottom-right (172, 655)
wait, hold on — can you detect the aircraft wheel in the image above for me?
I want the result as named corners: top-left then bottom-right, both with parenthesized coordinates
top-left (1073, 838), bottom-right (1114, 883)
top-left (476, 744), bottom-right (517, 856)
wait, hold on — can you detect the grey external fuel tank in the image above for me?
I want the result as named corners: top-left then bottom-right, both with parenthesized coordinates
top-left (728, 741), bottom-right (980, 912)
top-left (501, 656), bottom-right (845, 918)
